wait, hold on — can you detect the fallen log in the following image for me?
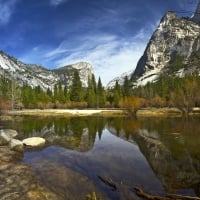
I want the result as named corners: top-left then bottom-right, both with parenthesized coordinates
top-left (134, 187), bottom-right (170, 200)
top-left (98, 175), bottom-right (117, 191)
top-left (97, 175), bottom-right (200, 200)
top-left (166, 194), bottom-right (200, 200)
top-left (134, 187), bottom-right (200, 200)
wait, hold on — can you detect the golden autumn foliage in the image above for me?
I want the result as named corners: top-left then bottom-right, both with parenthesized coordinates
top-left (0, 97), bottom-right (11, 113)
top-left (150, 95), bottom-right (166, 107)
top-left (119, 96), bottom-right (146, 115)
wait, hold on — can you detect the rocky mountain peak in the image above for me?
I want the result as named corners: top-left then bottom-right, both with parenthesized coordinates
top-left (193, 0), bottom-right (200, 24)
top-left (107, 3), bottom-right (200, 89)
top-left (131, 10), bottom-right (200, 87)
top-left (53, 61), bottom-right (94, 88)
top-left (0, 51), bottom-right (94, 90)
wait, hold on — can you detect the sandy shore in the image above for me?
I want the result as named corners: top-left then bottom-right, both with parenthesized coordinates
top-left (8, 109), bottom-right (127, 117)
top-left (7, 107), bottom-right (200, 118)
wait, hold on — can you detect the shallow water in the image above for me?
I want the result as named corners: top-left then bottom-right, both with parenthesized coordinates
top-left (2, 116), bottom-right (200, 199)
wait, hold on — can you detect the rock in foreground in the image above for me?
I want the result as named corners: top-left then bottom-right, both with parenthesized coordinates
top-left (0, 146), bottom-right (62, 200)
top-left (23, 137), bottom-right (46, 148)
top-left (10, 138), bottom-right (24, 152)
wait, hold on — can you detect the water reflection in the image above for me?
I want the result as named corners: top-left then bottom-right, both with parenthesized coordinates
top-left (3, 116), bottom-right (106, 152)
top-left (2, 116), bottom-right (200, 198)
top-left (107, 117), bottom-right (200, 196)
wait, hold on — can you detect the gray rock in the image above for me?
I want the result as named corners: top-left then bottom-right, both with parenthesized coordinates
top-left (10, 139), bottom-right (24, 152)
top-left (0, 146), bottom-right (62, 200)
top-left (0, 131), bottom-right (11, 145)
top-left (131, 11), bottom-right (200, 87)
top-left (3, 129), bottom-right (18, 138)
top-left (22, 137), bottom-right (46, 148)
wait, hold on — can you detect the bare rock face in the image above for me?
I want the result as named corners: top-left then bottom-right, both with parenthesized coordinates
top-left (131, 11), bottom-right (200, 86)
top-left (0, 50), bottom-right (95, 91)
top-left (0, 51), bottom-right (59, 91)
top-left (107, 8), bottom-right (200, 89)
top-left (53, 61), bottom-right (94, 87)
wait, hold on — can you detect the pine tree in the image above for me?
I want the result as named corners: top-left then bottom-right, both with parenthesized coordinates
top-left (22, 85), bottom-right (36, 108)
top-left (113, 80), bottom-right (122, 107)
top-left (122, 76), bottom-right (132, 96)
top-left (97, 77), bottom-right (106, 108)
top-left (70, 70), bottom-right (84, 102)
top-left (86, 77), bottom-right (96, 107)
top-left (8, 79), bottom-right (21, 110)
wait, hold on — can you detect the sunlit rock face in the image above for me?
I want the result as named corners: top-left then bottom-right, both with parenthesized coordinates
top-left (0, 51), bottom-right (94, 90)
top-left (193, 1), bottom-right (200, 24)
top-left (0, 51), bottom-right (58, 91)
top-left (131, 11), bottom-right (200, 86)
top-left (107, 9), bottom-right (200, 88)
top-left (53, 62), bottom-right (94, 88)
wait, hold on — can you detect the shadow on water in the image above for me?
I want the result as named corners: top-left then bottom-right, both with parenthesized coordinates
top-left (2, 116), bottom-right (200, 199)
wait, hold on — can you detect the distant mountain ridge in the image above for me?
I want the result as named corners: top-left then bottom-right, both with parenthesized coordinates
top-left (0, 51), bottom-right (94, 90)
top-left (53, 62), bottom-right (94, 88)
top-left (107, 5), bottom-right (200, 88)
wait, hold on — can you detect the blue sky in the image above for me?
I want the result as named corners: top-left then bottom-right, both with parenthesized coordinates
top-left (0, 0), bottom-right (198, 85)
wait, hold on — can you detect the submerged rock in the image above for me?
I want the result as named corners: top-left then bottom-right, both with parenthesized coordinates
top-left (0, 145), bottom-right (62, 200)
top-left (23, 137), bottom-right (46, 148)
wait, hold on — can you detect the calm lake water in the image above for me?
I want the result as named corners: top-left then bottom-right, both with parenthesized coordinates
top-left (2, 116), bottom-right (200, 199)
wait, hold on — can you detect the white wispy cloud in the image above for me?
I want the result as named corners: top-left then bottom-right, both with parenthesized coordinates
top-left (50, 0), bottom-right (68, 6)
top-left (0, 0), bottom-right (19, 25)
top-left (44, 30), bottom-right (151, 85)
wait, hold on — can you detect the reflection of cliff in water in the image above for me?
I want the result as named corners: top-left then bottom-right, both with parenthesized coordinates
top-left (107, 117), bottom-right (200, 195)
top-left (4, 116), bottom-right (106, 152)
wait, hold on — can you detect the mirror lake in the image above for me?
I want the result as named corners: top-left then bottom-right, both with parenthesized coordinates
top-left (1, 116), bottom-right (200, 200)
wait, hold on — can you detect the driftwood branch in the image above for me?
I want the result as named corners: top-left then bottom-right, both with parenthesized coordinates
top-left (134, 187), bottom-right (200, 200)
top-left (97, 175), bottom-right (200, 200)
top-left (134, 187), bottom-right (170, 200)
top-left (166, 194), bottom-right (200, 200)
top-left (98, 176), bottom-right (117, 191)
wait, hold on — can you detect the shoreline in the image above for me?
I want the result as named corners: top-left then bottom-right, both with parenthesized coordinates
top-left (3, 107), bottom-right (200, 118)
top-left (7, 109), bottom-right (128, 117)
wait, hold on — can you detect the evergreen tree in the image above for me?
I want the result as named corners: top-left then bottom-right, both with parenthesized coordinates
top-left (53, 84), bottom-right (58, 103)
top-left (0, 76), bottom-right (9, 97)
top-left (70, 70), bottom-right (84, 102)
top-left (113, 80), bottom-right (122, 107)
top-left (86, 77), bottom-right (96, 107)
top-left (21, 85), bottom-right (36, 108)
top-left (58, 82), bottom-right (65, 103)
top-left (122, 76), bottom-right (132, 96)
top-left (64, 85), bottom-right (69, 102)
top-left (8, 79), bottom-right (21, 109)
top-left (96, 77), bottom-right (106, 108)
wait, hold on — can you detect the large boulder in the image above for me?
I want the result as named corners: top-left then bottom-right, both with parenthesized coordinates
top-left (10, 139), bottom-right (24, 152)
top-left (22, 137), bottom-right (46, 148)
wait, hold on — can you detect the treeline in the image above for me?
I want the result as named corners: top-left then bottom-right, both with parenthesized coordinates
top-left (1, 69), bottom-right (200, 115)
top-left (0, 70), bottom-right (123, 110)
top-left (131, 74), bottom-right (200, 115)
